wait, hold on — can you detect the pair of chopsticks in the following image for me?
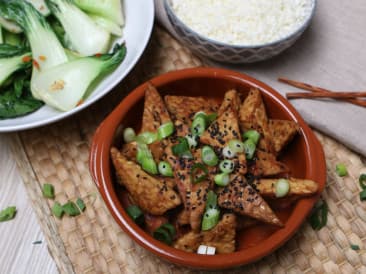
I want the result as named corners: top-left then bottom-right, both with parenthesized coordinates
top-left (279, 77), bottom-right (366, 107)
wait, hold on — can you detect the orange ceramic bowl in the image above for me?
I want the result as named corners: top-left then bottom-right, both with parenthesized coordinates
top-left (89, 67), bottom-right (326, 270)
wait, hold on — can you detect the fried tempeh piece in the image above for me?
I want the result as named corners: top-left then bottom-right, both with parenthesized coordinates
top-left (173, 231), bottom-right (203, 253)
top-left (164, 95), bottom-right (219, 122)
top-left (110, 148), bottom-right (181, 215)
top-left (141, 83), bottom-right (172, 132)
top-left (218, 176), bottom-right (283, 226)
top-left (218, 89), bottom-right (241, 116)
top-left (254, 178), bottom-right (319, 198)
top-left (269, 119), bottom-right (300, 154)
top-left (189, 182), bottom-right (210, 231)
top-left (250, 150), bottom-right (289, 177)
top-left (202, 213), bottom-right (237, 254)
top-left (120, 142), bottom-right (137, 161)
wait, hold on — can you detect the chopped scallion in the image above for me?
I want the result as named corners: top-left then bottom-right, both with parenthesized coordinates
top-left (191, 114), bottom-right (206, 136)
top-left (62, 201), bottom-right (80, 216)
top-left (360, 189), bottom-right (366, 201)
top-left (42, 183), bottom-right (55, 199)
top-left (0, 206), bottom-right (16, 222)
top-left (275, 179), bottom-right (290, 198)
top-left (153, 223), bottom-right (176, 245)
top-left (136, 131), bottom-right (158, 145)
top-left (214, 173), bottom-right (230, 186)
top-left (243, 130), bottom-right (260, 145)
top-left (141, 158), bottom-right (158, 175)
top-left (76, 198), bottom-right (86, 212)
top-left (158, 161), bottom-right (173, 177)
top-left (158, 122), bottom-right (174, 140)
top-left (359, 174), bottom-right (366, 189)
top-left (219, 160), bottom-right (234, 174)
top-left (123, 127), bottom-right (136, 143)
top-left (309, 199), bottom-right (328, 230)
top-left (201, 145), bottom-right (218, 166)
top-left (335, 163), bottom-right (348, 177)
top-left (201, 191), bottom-right (220, 231)
top-left (350, 244), bottom-right (360, 250)
top-left (185, 134), bottom-right (198, 149)
top-left (206, 113), bottom-right (217, 124)
top-left (190, 163), bottom-right (208, 183)
top-left (243, 139), bottom-right (256, 160)
top-left (52, 202), bottom-right (64, 219)
top-left (228, 139), bottom-right (245, 154)
top-left (222, 146), bottom-right (236, 159)
top-left (126, 205), bottom-right (144, 225)
top-left (172, 137), bottom-right (192, 159)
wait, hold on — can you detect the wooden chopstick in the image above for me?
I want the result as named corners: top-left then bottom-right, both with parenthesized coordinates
top-left (278, 77), bottom-right (366, 107)
top-left (286, 91), bottom-right (366, 99)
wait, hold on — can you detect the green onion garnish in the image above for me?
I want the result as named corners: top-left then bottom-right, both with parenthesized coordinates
top-left (136, 143), bottom-right (158, 174)
top-left (206, 113), bottom-right (218, 124)
top-left (360, 190), bottom-right (366, 201)
top-left (76, 198), bottom-right (86, 212)
top-left (214, 173), bottom-right (230, 186)
top-left (32, 240), bottom-right (42, 245)
top-left (190, 163), bottom-right (209, 184)
top-left (359, 174), bottom-right (366, 189)
top-left (350, 244), bottom-right (360, 250)
top-left (158, 161), bottom-right (173, 177)
top-left (309, 199), bottom-right (328, 230)
top-left (228, 139), bottom-right (245, 154)
top-left (158, 122), bottom-right (175, 140)
top-left (335, 163), bottom-right (348, 177)
top-left (243, 139), bottom-right (256, 160)
top-left (123, 127), bottom-right (136, 143)
top-left (62, 201), bottom-right (81, 216)
top-left (136, 131), bottom-right (158, 144)
top-left (201, 145), bottom-right (218, 166)
top-left (243, 130), bottom-right (260, 145)
top-left (126, 205), bottom-right (144, 225)
top-left (185, 134), bottom-right (198, 149)
top-left (222, 146), bottom-right (236, 158)
top-left (172, 137), bottom-right (192, 159)
top-left (52, 202), bottom-right (64, 219)
top-left (219, 160), bottom-right (234, 174)
top-left (153, 223), bottom-right (176, 245)
top-left (191, 114), bottom-right (206, 136)
top-left (275, 179), bottom-right (290, 198)
top-left (201, 190), bottom-right (220, 231)
top-left (42, 183), bottom-right (55, 199)
top-left (0, 206), bottom-right (16, 222)
top-left (141, 158), bottom-right (158, 175)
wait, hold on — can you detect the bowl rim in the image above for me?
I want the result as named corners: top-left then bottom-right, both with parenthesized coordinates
top-left (89, 67), bottom-right (326, 269)
top-left (164, 0), bottom-right (317, 49)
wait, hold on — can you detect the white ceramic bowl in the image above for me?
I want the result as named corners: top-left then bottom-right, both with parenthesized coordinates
top-left (0, 0), bottom-right (154, 132)
top-left (164, 0), bottom-right (316, 64)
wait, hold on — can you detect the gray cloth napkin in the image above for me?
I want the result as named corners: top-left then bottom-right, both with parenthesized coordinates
top-left (155, 0), bottom-right (366, 158)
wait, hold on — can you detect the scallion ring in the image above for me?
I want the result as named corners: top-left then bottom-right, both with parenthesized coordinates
top-left (153, 223), bottom-right (176, 245)
top-left (222, 146), bottom-right (236, 159)
top-left (214, 173), bottom-right (230, 186)
top-left (275, 179), bottom-right (290, 198)
top-left (157, 122), bottom-right (174, 140)
top-left (126, 205), bottom-right (144, 225)
top-left (243, 139), bottom-right (256, 160)
top-left (136, 143), bottom-right (153, 164)
top-left (206, 113), bottom-right (218, 124)
top-left (172, 137), bottom-right (193, 159)
top-left (228, 139), bottom-right (245, 153)
top-left (243, 129), bottom-right (260, 145)
top-left (141, 158), bottom-right (158, 175)
top-left (190, 163), bottom-right (209, 184)
top-left (136, 131), bottom-right (158, 144)
top-left (158, 161), bottom-right (173, 177)
top-left (219, 159), bottom-right (234, 174)
top-left (123, 127), bottom-right (136, 143)
top-left (201, 145), bottom-right (218, 166)
top-left (185, 134), bottom-right (198, 149)
top-left (359, 174), bottom-right (366, 189)
top-left (191, 114), bottom-right (206, 136)
top-left (201, 190), bottom-right (220, 231)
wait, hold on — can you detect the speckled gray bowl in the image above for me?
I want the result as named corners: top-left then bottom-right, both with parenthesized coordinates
top-left (164, 0), bottom-right (316, 64)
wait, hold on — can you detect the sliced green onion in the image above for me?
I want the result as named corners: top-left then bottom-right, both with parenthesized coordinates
top-left (214, 173), bottom-right (230, 186)
top-left (194, 111), bottom-right (206, 119)
top-left (206, 190), bottom-right (218, 209)
top-left (228, 139), bottom-right (245, 153)
top-left (243, 139), bottom-right (256, 160)
top-left (123, 127), bottom-right (136, 143)
top-left (141, 158), bottom-right (158, 175)
top-left (351, 244), bottom-right (360, 250)
top-left (191, 114), bottom-right (206, 136)
top-left (360, 190), bottom-right (366, 201)
top-left (335, 163), bottom-right (348, 177)
top-left (158, 122), bottom-right (174, 140)
top-left (136, 131), bottom-right (158, 144)
top-left (309, 199), bottom-right (328, 230)
top-left (243, 130), bottom-right (260, 145)
top-left (76, 198), bottom-right (86, 212)
top-left (126, 205), bottom-right (144, 225)
top-left (42, 183), bottom-right (55, 199)
top-left (185, 134), bottom-right (198, 149)
top-left (201, 208), bottom-right (220, 231)
top-left (219, 160), bottom-right (234, 174)
top-left (172, 137), bottom-right (192, 159)
top-left (0, 206), bottom-right (16, 222)
top-left (206, 113), bottom-right (218, 124)
top-left (62, 201), bottom-right (81, 216)
top-left (190, 163), bottom-right (209, 184)
top-left (52, 202), bottom-right (64, 219)
top-left (32, 240), bottom-right (42, 245)
top-left (153, 223), bottom-right (176, 245)
top-left (222, 146), bottom-right (236, 159)
top-left (275, 179), bottom-right (290, 198)
top-left (201, 146), bottom-right (218, 166)
top-left (359, 174), bottom-right (366, 189)
top-left (136, 143), bottom-right (152, 164)
top-left (158, 161), bottom-right (173, 177)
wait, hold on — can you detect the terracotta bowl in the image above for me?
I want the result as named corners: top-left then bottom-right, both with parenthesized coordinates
top-left (89, 67), bottom-right (326, 270)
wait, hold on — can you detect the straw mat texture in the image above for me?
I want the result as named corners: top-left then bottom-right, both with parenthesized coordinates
top-left (9, 27), bottom-right (366, 274)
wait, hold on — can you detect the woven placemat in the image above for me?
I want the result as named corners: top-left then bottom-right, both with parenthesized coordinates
top-left (9, 26), bottom-right (366, 274)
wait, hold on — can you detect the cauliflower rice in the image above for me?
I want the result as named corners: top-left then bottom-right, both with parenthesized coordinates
top-left (170, 0), bottom-right (313, 46)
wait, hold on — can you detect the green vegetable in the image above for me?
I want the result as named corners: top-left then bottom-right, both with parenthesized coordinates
top-left (141, 158), bottom-right (158, 175)
top-left (123, 127), bottom-right (136, 143)
top-left (157, 121), bottom-right (174, 140)
top-left (89, 14), bottom-right (123, 36)
top-left (214, 173), bottom-right (230, 186)
top-left (201, 145), bottom-right (218, 166)
top-left (335, 163), bottom-right (348, 177)
top-left (359, 174), bottom-right (366, 189)
top-left (172, 137), bottom-right (192, 159)
top-left (360, 190), bottom-right (366, 201)
top-left (136, 143), bottom-right (158, 175)
top-left (201, 190), bottom-right (220, 231)
top-left (228, 139), bottom-right (245, 154)
top-left (27, 0), bottom-right (51, 16)
top-left (32, 240), bottom-right (42, 244)
top-left (126, 205), bottom-right (144, 226)
top-left (42, 183), bottom-right (55, 199)
top-left (219, 159), bottom-right (234, 174)
top-left (3, 30), bottom-right (24, 46)
top-left (0, 25), bottom-right (2, 43)
top-left (46, 0), bottom-right (111, 56)
top-left (74, 0), bottom-right (124, 26)
top-left (275, 179), bottom-right (290, 198)
top-left (309, 199), bottom-right (327, 230)
top-left (190, 163), bottom-right (208, 184)
top-left (206, 113), bottom-right (217, 124)
top-left (158, 161), bottom-right (173, 177)
top-left (222, 146), bottom-right (235, 159)
top-left (0, 206), bottom-right (17, 222)
top-left (76, 198), bottom-right (86, 212)
top-left (52, 202), bottom-right (64, 218)
top-left (243, 139), bottom-right (256, 160)
top-left (243, 129), bottom-right (260, 145)
top-left (153, 223), bottom-right (176, 245)
top-left (191, 113), bottom-right (206, 136)
top-left (0, 16), bottom-right (22, 33)
top-left (185, 134), bottom-right (198, 149)
top-left (350, 244), bottom-right (360, 250)
top-left (62, 201), bottom-right (80, 216)
top-left (136, 131), bottom-right (158, 145)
